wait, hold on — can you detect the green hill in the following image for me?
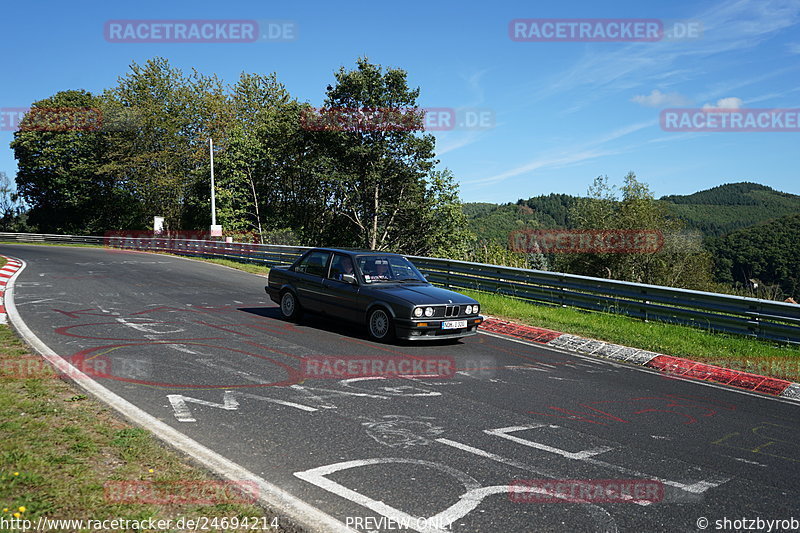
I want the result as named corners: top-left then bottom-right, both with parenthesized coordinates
top-left (659, 182), bottom-right (800, 237)
top-left (463, 182), bottom-right (800, 244)
top-left (462, 181), bottom-right (800, 297)
top-left (462, 203), bottom-right (541, 244)
top-left (462, 193), bottom-right (580, 245)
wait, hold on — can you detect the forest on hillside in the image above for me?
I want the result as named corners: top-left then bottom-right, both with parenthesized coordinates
top-left (464, 181), bottom-right (800, 299)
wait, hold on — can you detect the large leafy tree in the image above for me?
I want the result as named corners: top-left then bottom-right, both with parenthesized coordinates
top-left (11, 89), bottom-right (133, 233)
top-left (101, 58), bottom-right (217, 230)
top-left (10, 57), bottom-right (472, 256)
top-left (555, 172), bottom-right (714, 289)
top-left (216, 73), bottom-right (307, 241)
top-left (316, 57), bottom-right (438, 250)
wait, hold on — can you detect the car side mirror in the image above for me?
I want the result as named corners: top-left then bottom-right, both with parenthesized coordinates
top-left (341, 273), bottom-right (358, 285)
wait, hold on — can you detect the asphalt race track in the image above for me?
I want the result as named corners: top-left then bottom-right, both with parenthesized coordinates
top-left (3, 244), bottom-right (799, 533)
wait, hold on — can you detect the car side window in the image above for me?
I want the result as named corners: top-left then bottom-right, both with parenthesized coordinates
top-left (328, 253), bottom-right (355, 281)
top-left (295, 251), bottom-right (331, 277)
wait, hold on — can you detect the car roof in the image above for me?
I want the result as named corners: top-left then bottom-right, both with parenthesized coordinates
top-left (308, 247), bottom-right (404, 257)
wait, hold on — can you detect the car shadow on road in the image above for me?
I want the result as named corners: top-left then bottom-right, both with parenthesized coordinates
top-left (236, 306), bottom-right (466, 347)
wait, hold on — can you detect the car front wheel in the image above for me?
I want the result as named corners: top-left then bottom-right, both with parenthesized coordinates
top-left (280, 290), bottom-right (302, 321)
top-left (367, 308), bottom-right (395, 342)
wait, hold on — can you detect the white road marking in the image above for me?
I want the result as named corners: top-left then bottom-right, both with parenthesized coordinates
top-left (435, 437), bottom-right (644, 509)
top-left (486, 425), bottom-right (614, 460)
top-left (337, 377), bottom-right (442, 397)
top-left (732, 457), bottom-right (766, 466)
top-left (291, 384), bottom-right (390, 400)
top-left (166, 343), bottom-right (200, 354)
top-left (235, 391), bottom-right (318, 412)
top-left (359, 415), bottom-right (444, 448)
top-left (296, 456), bottom-right (618, 532)
top-left (167, 391), bottom-right (239, 422)
top-left (116, 317), bottom-right (185, 334)
top-left (485, 425), bottom-right (729, 495)
top-left (295, 459), bottom-right (465, 532)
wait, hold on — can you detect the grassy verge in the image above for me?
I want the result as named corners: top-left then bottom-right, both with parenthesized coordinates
top-left (0, 241), bottom-right (104, 248)
top-left (462, 289), bottom-right (800, 382)
top-left (186, 257), bottom-right (270, 277)
top-left (0, 322), bottom-right (285, 530)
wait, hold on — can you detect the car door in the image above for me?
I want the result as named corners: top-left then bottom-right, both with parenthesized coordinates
top-left (292, 250), bottom-right (332, 312)
top-left (321, 253), bottom-right (362, 322)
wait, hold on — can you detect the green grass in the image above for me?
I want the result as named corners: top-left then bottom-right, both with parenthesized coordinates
top-left (462, 288), bottom-right (800, 381)
top-left (1, 241), bottom-right (104, 248)
top-left (0, 323), bottom-right (286, 531)
top-left (188, 257), bottom-right (270, 276)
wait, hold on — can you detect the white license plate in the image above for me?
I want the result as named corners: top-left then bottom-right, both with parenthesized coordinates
top-left (441, 320), bottom-right (467, 330)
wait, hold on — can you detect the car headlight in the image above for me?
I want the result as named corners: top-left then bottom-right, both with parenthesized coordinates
top-left (474, 304), bottom-right (480, 314)
top-left (413, 307), bottom-right (423, 317)
top-left (465, 305), bottom-right (473, 314)
top-left (424, 307), bottom-right (434, 317)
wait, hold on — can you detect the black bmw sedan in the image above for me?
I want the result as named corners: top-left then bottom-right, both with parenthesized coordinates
top-left (265, 248), bottom-right (483, 342)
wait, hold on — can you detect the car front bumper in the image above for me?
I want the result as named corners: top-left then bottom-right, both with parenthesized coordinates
top-left (394, 316), bottom-right (484, 341)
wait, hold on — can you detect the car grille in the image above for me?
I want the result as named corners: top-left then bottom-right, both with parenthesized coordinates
top-left (444, 305), bottom-right (461, 317)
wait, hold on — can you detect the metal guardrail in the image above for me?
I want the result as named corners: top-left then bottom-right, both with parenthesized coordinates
top-left (2, 231), bottom-right (799, 344)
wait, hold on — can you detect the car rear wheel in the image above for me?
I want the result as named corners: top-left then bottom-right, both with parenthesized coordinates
top-left (367, 308), bottom-right (394, 342)
top-left (280, 290), bottom-right (302, 321)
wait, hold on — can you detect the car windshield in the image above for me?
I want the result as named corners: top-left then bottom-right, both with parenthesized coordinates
top-left (356, 255), bottom-right (426, 284)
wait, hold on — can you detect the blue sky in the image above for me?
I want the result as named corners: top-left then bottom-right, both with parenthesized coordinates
top-left (1, 0), bottom-right (799, 204)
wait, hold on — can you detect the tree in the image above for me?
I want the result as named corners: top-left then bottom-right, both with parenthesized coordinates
top-left (400, 169), bottom-right (472, 258)
top-left (9, 56), bottom-right (472, 255)
top-left (316, 57), bottom-right (437, 250)
top-left (215, 73), bottom-right (309, 243)
top-left (708, 213), bottom-right (800, 298)
top-left (101, 58), bottom-right (213, 231)
top-left (555, 172), bottom-right (714, 289)
top-left (0, 171), bottom-right (26, 231)
top-left (11, 90), bottom-right (133, 233)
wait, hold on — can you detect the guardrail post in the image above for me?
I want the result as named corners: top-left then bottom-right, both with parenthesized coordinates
top-left (446, 261), bottom-right (453, 289)
top-left (641, 290), bottom-right (649, 322)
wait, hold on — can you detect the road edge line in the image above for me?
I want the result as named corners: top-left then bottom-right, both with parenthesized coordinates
top-left (0, 254), bottom-right (355, 533)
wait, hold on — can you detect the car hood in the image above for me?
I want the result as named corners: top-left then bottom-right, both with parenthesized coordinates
top-left (373, 284), bottom-right (477, 305)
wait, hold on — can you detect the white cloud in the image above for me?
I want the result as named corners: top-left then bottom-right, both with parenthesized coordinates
top-left (513, 0), bottom-right (800, 111)
top-left (702, 97), bottom-right (743, 109)
top-left (788, 42), bottom-right (800, 54)
top-left (464, 120), bottom-right (655, 187)
top-left (631, 89), bottom-right (691, 107)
